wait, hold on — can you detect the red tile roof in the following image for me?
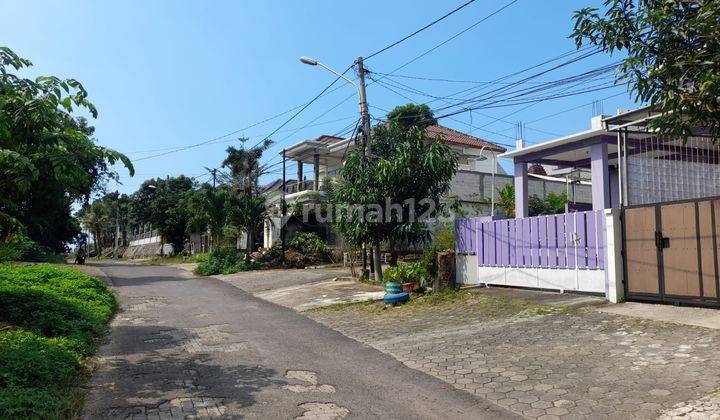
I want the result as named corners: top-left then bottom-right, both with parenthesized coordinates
top-left (426, 125), bottom-right (506, 153)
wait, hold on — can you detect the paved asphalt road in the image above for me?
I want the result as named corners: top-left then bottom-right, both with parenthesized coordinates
top-left (83, 263), bottom-right (517, 419)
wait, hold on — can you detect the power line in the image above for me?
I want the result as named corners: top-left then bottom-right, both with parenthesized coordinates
top-left (249, 65), bottom-right (354, 150)
top-left (126, 115), bottom-right (357, 155)
top-left (372, 0), bottom-right (520, 82)
top-left (365, 0), bottom-right (479, 60)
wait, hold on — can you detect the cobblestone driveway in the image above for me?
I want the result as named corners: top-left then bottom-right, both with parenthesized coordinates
top-left (308, 293), bottom-right (720, 419)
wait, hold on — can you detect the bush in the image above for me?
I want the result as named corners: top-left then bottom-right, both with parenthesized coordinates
top-left (194, 247), bottom-right (265, 275)
top-left (0, 234), bottom-right (47, 262)
top-left (0, 264), bottom-right (116, 419)
top-left (287, 232), bottom-right (331, 256)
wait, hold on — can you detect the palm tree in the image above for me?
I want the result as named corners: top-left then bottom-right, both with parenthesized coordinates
top-left (187, 185), bottom-right (230, 249)
top-left (221, 138), bottom-right (273, 195)
top-left (493, 184), bottom-right (515, 218)
top-left (227, 194), bottom-right (267, 262)
top-left (221, 138), bottom-right (273, 260)
top-left (81, 201), bottom-right (112, 256)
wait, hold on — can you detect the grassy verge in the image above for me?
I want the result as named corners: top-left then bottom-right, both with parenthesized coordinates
top-left (0, 263), bottom-right (117, 419)
top-left (136, 253), bottom-right (208, 266)
top-left (306, 289), bottom-right (573, 320)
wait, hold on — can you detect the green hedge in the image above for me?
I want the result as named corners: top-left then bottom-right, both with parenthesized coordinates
top-left (0, 264), bottom-right (116, 419)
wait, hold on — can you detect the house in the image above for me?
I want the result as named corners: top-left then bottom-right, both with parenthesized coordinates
top-left (262, 124), bottom-right (591, 249)
top-left (455, 108), bottom-right (720, 307)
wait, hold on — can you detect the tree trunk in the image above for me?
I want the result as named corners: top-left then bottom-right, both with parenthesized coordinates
top-left (388, 238), bottom-right (398, 267)
top-left (372, 242), bottom-right (383, 282)
top-left (245, 228), bottom-right (253, 263)
top-left (434, 250), bottom-right (456, 291)
top-left (94, 231), bottom-right (101, 258)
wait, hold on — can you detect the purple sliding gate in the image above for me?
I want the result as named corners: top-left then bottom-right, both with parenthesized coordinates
top-left (455, 210), bottom-right (605, 270)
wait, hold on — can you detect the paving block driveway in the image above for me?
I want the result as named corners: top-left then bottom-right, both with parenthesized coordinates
top-left (307, 289), bottom-right (720, 419)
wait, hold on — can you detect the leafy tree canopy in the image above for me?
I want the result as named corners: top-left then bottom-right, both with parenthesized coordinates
top-left (129, 176), bottom-right (195, 252)
top-left (0, 46), bottom-right (133, 251)
top-left (330, 104), bottom-right (458, 273)
top-left (572, 0), bottom-right (720, 137)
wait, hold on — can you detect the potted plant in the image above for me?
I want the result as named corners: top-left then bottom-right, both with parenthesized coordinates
top-left (384, 263), bottom-right (418, 293)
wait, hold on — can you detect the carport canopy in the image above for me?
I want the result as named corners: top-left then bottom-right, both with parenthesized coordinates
top-left (500, 128), bottom-right (620, 218)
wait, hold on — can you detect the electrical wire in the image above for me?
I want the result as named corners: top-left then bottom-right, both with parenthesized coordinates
top-left (365, 0), bottom-right (479, 60)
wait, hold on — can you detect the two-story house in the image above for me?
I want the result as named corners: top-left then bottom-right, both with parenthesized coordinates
top-left (261, 124), bottom-right (590, 249)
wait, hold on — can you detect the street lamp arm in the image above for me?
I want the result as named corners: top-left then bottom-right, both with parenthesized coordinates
top-left (315, 62), bottom-right (357, 89)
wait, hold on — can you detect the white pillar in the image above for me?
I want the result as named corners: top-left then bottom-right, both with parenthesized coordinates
top-left (604, 208), bottom-right (624, 303)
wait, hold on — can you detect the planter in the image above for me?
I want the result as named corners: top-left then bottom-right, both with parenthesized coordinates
top-left (385, 282), bottom-right (403, 294)
top-left (402, 282), bottom-right (414, 293)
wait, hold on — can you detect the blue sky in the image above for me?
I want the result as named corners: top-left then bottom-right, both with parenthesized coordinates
top-left (0, 0), bottom-right (636, 195)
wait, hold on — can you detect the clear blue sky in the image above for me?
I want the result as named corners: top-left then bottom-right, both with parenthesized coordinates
top-left (0, 0), bottom-right (636, 195)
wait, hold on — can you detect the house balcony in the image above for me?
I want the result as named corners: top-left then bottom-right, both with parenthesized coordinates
top-left (284, 180), bottom-right (327, 203)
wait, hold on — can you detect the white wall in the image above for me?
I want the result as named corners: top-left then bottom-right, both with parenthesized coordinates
top-left (455, 209), bottom-right (624, 302)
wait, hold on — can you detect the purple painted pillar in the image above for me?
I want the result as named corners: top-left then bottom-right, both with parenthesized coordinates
top-left (514, 161), bottom-right (528, 218)
top-left (590, 142), bottom-right (610, 210)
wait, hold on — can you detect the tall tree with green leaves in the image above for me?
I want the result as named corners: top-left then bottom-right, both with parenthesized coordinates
top-left (186, 184), bottom-right (230, 248)
top-left (221, 139), bottom-right (273, 258)
top-left (226, 194), bottom-right (267, 262)
top-left (0, 46), bottom-right (134, 251)
top-left (572, 1), bottom-right (720, 137)
top-left (130, 177), bottom-right (195, 253)
top-left (331, 104), bottom-right (457, 280)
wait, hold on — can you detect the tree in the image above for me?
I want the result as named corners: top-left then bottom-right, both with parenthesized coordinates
top-left (572, 1), bottom-right (720, 137)
top-left (226, 194), bottom-right (267, 263)
top-left (129, 177), bottom-right (195, 253)
top-left (221, 139), bottom-right (273, 259)
top-left (492, 184), bottom-right (568, 218)
top-left (331, 104), bottom-right (458, 280)
top-left (0, 46), bottom-right (133, 251)
top-left (186, 184), bottom-right (230, 248)
top-left (222, 138), bottom-right (273, 195)
top-left (494, 183), bottom-right (516, 218)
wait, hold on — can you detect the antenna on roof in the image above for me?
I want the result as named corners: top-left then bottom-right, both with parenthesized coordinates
top-left (515, 121), bottom-right (525, 141)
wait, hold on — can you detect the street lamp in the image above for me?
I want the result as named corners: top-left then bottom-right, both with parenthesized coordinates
top-left (299, 55), bottom-right (372, 159)
top-left (299, 56), bottom-right (358, 91)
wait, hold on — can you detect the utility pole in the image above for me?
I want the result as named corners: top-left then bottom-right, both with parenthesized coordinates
top-left (355, 57), bottom-right (372, 158)
top-left (212, 168), bottom-right (217, 189)
top-left (355, 56), bottom-right (382, 282)
top-left (113, 201), bottom-right (120, 259)
top-left (281, 149), bottom-right (286, 264)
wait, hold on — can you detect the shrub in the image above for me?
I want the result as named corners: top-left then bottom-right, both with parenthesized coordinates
top-left (0, 234), bottom-right (46, 262)
top-left (194, 247), bottom-right (265, 275)
top-left (287, 232), bottom-right (331, 256)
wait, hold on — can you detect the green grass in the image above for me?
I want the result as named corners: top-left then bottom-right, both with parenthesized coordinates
top-left (307, 288), bottom-right (573, 320)
top-left (0, 264), bottom-right (117, 419)
top-left (136, 252), bottom-right (208, 266)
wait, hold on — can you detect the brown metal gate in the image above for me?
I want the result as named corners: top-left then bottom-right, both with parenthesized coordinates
top-left (622, 197), bottom-right (720, 306)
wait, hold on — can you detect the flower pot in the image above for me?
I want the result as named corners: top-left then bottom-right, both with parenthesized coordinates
top-left (402, 282), bottom-right (414, 293)
top-left (385, 282), bottom-right (403, 294)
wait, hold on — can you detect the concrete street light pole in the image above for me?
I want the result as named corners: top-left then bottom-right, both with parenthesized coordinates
top-left (299, 55), bottom-right (382, 281)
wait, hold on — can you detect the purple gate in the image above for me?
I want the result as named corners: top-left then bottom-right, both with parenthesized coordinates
top-left (455, 210), bottom-right (605, 270)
